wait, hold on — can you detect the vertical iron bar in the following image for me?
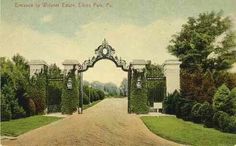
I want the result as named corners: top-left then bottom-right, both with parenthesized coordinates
top-left (79, 72), bottom-right (83, 114)
top-left (128, 67), bottom-right (132, 113)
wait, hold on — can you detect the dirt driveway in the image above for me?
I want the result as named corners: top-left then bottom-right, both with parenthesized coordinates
top-left (2, 98), bottom-right (179, 146)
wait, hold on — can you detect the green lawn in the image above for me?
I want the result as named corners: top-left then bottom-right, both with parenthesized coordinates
top-left (1, 116), bottom-right (62, 136)
top-left (141, 116), bottom-right (236, 146)
top-left (83, 100), bottom-right (102, 110)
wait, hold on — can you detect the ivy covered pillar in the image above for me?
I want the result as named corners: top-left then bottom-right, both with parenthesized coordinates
top-left (129, 60), bottom-right (149, 114)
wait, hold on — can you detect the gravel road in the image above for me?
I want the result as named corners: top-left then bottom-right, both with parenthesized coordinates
top-left (2, 98), bottom-right (179, 146)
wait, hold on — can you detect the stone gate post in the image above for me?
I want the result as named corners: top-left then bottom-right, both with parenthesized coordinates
top-left (163, 60), bottom-right (181, 94)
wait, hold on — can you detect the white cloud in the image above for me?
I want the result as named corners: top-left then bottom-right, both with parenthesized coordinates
top-left (0, 19), bottom-right (185, 85)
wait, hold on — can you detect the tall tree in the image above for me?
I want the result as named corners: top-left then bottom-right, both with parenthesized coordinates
top-left (167, 11), bottom-right (236, 72)
top-left (120, 78), bottom-right (128, 96)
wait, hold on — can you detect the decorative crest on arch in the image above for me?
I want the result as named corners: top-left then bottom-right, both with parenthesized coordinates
top-left (78, 39), bottom-right (129, 72)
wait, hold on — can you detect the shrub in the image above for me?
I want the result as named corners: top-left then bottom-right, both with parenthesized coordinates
top-left (175, 98), bottom-right (185, 118)
top-left (48, 105), bottom-right (61, 113)
top-left (162, 90), bottom-right (180, 114)
top-left (198, 102), bottom-right (214, 127)
top-left (213, 111), bottom-right (223, 128)
top-left (229, 87), bottom-right (236, 115)
top-left (97, 89), bottom-right (105, 100)
top-left (11, 104), bottom-right (26, 119)
top-left (213, 84), bottom-right (233, 115)
top-left (27, 98), bottom-right (36, 116)
top-left (214, 72), bottom-right (236, 90)
top-left (191, 103), bottom-right (202, 123)
top-left (227, 116), bottom-right (236, 133)
top-left (83, 92), bottom-right (90, 105)
top-left (0, 94), bottom-right (12, 121)
top-left (180, 100), bottom-right (196, 121)
top-left (213, 111), bottom-right (236, 133)
top-left (218, 111), bottom-right (231, 132)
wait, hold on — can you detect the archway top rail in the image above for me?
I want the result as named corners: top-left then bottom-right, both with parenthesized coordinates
top-left (78, 39), bottom-right (129, 73)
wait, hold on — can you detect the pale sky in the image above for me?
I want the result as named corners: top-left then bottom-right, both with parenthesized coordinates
top-left (1, 0), bottom-right (236, 85)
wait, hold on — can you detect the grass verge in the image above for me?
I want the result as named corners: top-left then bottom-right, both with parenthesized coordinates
top-left (83, 100), bottom-right (102, 110)
top-left (141, 116), bottom-right (236, 146)
top-left (1, 115), bottom-right (62, 136)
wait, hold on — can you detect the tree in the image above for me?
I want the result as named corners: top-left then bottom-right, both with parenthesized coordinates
top-left (213, 84), bottom-right (232, 114)
top-left (168, 11), bottom-right (236, 72)
top-left (119, 78), bottom-right (128, 96)
top-left (47, 64), bottom-right (63, 112)
top-left (229, 87), bottom-right (236, 115)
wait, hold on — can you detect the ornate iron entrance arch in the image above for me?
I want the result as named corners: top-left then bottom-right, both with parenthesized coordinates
top-left (78, 39), bottom-right (129, 72)
top-left (77, 39), bottom-right (131, 114)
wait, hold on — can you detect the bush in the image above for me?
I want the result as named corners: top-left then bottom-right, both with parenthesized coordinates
top-left (198, 102), bottom-right (214, 127)
top-left (83, 92), bottom-right (90, 105)
top-left (163, 90), bottom-right (180, 114)
top-left (227, 116), bottom-right (236, 133)
top-left (213, 111), bottom-right (223, 128)
top-left (218, 111), bottom-right (231, 132)
top-left (180, 100), bottom-right (196, 121)
top-left (48, 105), bottom-right (61, 113)
top-left (213, 84), bottom-right (233, 115)
top-left (191, 103), bottom-right (202, 123)
top-left (213, 111), bottom-right (236, 133)
top-left (11, 102), bottom-right (26, 119)
top-left (229, 87), bottom-right (236, 115)
top-left (27, 98), bottom-right (36, 116)
top-left (0, 94), bottom-right (12, 121)
top-left (97, 89), bottom-right (105, 100)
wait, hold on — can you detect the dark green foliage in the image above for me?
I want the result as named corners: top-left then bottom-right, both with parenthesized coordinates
top-left (83, 92), bottom-right (90, 105)
top-left (199, 102), bottom-right (214, 127)
top-left (27, 98), bottom-right (36, 116)
top-left (162, 90), bottom-right (180, 114)
top-left (181, 69), bottom-right (216, 103)
top-left (1, 94), bottom-right (12, 121)
top-left (167, 11), bottom-right (236, 71)
top-left (96, 89), bottom-right (105, 100)
top-left (83, 85), bottom-right (105, 104)
top-left (213, 111), bottom-right (223, 128)
top-left (130, 70), bottom-right (149, 114)
top-left (191, 103), bottom-right (202, 123)
top-left (227, 116), bottom-right (236, 133)
top-left (213, 84), bottom-right (232, 114)
top-left (1, 55), bottom-right (28, 120)
top-left (146, 63), bottom-right (165, 105)
top-left (179, 100), bottom-right (195, 121)
top-left (27, 73), bottom-right (47, 114)
top-left (61, 71), bottom-right (79, 114)
top-left (214, 72), bottom-right (236, 90)
top-left (213, 111), bottom-right (236, 133)
top-left (1, 84), bottom-right (26, 121)
top-left (229, 87), bottom-right (236, 115)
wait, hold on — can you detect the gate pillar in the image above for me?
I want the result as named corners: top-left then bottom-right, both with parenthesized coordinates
top-left (163, 60), bottom-right (181, 94)
top-left (129, 60), bottom-right (149, 114)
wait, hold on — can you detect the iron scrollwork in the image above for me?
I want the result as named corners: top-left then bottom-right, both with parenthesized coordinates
top-left (78, 39), bottom-right (129, 72)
